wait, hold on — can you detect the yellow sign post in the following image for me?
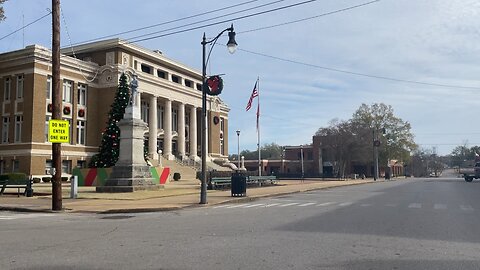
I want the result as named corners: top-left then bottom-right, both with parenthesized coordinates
top-left (48, 119), bottom-right (70, 143)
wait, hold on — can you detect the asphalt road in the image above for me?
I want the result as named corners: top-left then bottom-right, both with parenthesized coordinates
top-left (1, 177), bottom-right (479, 270)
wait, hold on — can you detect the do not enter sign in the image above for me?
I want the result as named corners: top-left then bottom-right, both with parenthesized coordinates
top-left (48, 119), bottom-right (70, 143)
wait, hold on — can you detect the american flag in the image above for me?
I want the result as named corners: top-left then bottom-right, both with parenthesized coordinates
top-left (245, 81), bottom-right (258, 111)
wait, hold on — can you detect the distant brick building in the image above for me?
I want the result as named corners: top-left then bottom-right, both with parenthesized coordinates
top-left (243, 135), bottom-right (403, 178)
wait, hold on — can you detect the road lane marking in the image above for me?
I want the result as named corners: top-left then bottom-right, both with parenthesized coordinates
top-left (385, 204), bottom-right (398, 207)
top-left (408, 203), bottom-right (422, 209)
top-left (360, 203), bottom-right (372, 207)
top-left (434, 204), bottom-right (447, 210)
top-left (298, 202), bottom-right (316, 207)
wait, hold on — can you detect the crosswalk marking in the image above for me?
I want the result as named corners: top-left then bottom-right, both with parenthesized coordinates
top-left (338, 202), bottom-right (353, 207)
top-left (265, 203), bottom-right (281, 207)
top-left (0, 213), bottom-right (56, 220)
top-left (278, 203), bottom-right (300, 207)
top-left (298, 202), bottom-right (316, 207)
top-left (316, 202), bottom-right (335, 207)
top-left (460, 205), bottom-right (474, 211)
top-left (211, 202), bottom-right (476, 211)
top-left (434, 204), bottom-right (447, 210)
top-left (244, 204), bottom-right (264, 208)
top-left (213, 205), bottom-right (230, 209)
top-left (408, 203), bottom-right (422, 209)
top-left (226, 204), bottom-right (250, 209)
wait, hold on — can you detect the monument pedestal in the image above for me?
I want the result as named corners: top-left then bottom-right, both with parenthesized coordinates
top-left (96, 106), bottom-right (160, 193)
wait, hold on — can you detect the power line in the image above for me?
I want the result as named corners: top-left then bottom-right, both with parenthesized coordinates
top-left (126, 0), bottom-right (318, 44)
top-left (236, 47), bottom-right (480, 90)
top-left (73, 0), bottom-right (262, 45)
top-left (238, 0), bottom-right (380, 35)
top-left (0, 10), bottom-right (52, 41)
top-left (119, 0), bottom-right (287, 43)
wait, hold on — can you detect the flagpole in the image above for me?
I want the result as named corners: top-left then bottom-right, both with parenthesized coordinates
top-left (257, 77), bottom-right (261, 177)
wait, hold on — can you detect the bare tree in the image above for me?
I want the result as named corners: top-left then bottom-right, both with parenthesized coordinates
top-left (0, 0), bottom-right (7, 22)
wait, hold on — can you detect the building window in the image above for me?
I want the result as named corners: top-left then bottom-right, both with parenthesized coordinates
top-left (45, 160), bottom-right (53, 175)
top-left (141, 64), bottom-right (152, 74)
top-left (46, 76), bottom-right (52, 100)
top-left (172, 108), bottom-right (178, 132)
top-left (196, 83), bottom-right (202, 91)
top-left (0, 160), bottom-right (4, 174)
top-left (63, 80), bottom-right (73, 103)
top-left (76, 120), bottom-right (86, 145)
top-left (157, 105), bottom-right (164, 129)
top-left (141, 101), bottom-right (149, 123)
top-left (76, 160), bottom-right (86, 168)
top-left (185, 79), bottom-right (193, 88)
top-left (157, 70), bottom-right (167, 79)
top-left (62, 160), bottom-right (72, 174)
top-left (2, 117), bottom-right (9, 144)
top-left (16, 75), bottom-right (24, 99)
top-left (12, 160), bottom-right (19, 173)
top-left (77, 83), bottom-right (87, 106)
top-left (171, 75), bottom-right (181, 84)
top-left (220, 118), bottom-right (225, 155)
top-left (45, 116), bottom-right (51, 142)
top-left (14, 115), bottom-right (23, 143)
top-left (4, 77), bottom-right (10, 101)
top-left (62, 118), bottom-right (73, 144)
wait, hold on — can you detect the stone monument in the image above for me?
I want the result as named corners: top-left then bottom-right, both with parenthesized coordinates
top-left (96, 75), bottom-right (160, 192)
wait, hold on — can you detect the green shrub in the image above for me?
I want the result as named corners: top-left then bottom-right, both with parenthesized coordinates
top-left (42, 177), bottom-right (51, 183)
top-left (33, 177), bottom-right (41, 183)
top-left (61, 177), bottom-right (69, 182)
top-left (173, 172), bottom-right (181, 181)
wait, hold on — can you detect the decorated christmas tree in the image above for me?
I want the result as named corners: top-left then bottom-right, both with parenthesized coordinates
top-left (89, 73), bottom-right (130, 168)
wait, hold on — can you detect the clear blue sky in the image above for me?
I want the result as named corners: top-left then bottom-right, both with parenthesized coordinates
top-left (1, 0), bottom-right (480, 156)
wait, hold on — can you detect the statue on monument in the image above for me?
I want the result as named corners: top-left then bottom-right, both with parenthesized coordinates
top-left (129, 74), bottom-right (139, 106)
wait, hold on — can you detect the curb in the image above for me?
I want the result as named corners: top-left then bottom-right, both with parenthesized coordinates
top-left (1, 179), bottom-right (379, 214)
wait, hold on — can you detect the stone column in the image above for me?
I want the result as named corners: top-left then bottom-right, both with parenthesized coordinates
top-left (163, 99), bottom-right (174, 160)
top-left (136, 91), bottom-right (141, 109)
top-left (148, 95), bottom-right (158, 160)
top-left (189, 106), bottom-right (198, 160)
top-left (178, 102), bottom-right (185, 159)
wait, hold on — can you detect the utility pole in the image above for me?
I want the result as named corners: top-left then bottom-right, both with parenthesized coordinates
top-left (51, 0), bottom-right (62, 211)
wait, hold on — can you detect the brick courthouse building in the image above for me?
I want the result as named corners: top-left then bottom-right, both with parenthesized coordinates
top-left (0, 39), bottom-right (230, 177)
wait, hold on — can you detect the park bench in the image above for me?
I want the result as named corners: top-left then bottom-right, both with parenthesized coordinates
top-left (0, 176), bottom-right (34, 197)
top-left (210, 177), bottom-right (232, 189)
top-left (248, 175), bottom-right (278, 186)
top-left (210, 175), bottom-right (278, 190)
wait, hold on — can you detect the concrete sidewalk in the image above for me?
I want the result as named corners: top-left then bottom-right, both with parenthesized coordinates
top-left (0, 178), bottom-right (380, 214)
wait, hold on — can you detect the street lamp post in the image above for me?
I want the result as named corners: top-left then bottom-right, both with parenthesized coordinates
top-left (236, 130), bottom-right (241, 168)
top-left (300, 145), bottom-right (304, 181)
top-left (200, 24), bottom-right (237, 204)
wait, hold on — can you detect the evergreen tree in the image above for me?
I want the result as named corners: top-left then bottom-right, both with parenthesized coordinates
top-left (89, 73), bottom-right (130, 167)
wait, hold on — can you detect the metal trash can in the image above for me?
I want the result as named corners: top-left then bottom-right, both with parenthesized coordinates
top-left (231, 171), bottom-right (246, 197)
top-left (26, 178), bottom-right (34, 197)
